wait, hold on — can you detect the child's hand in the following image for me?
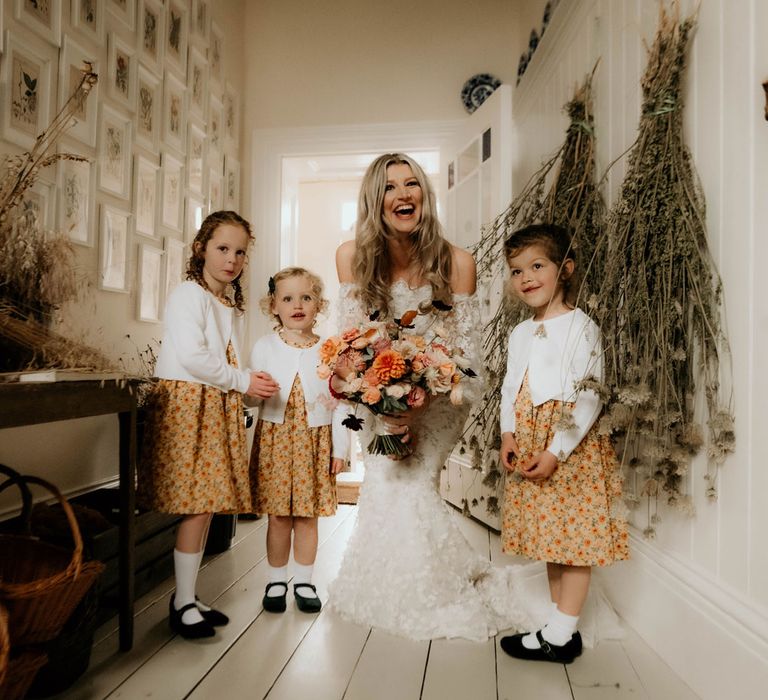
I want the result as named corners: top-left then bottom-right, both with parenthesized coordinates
top-left (246, 371), bottom-right (280, 399)
top-left (499, 432), bottom-right (520, 471)
top-left (330, 458), bottom-right (346, 475)
top-left (520, 450), bottom-right (558, 481)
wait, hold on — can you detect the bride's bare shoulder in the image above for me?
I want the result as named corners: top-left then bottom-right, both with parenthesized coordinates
top-left (336, 240), bottom-right (356, 283)
top-left (449, 245), bottom-right (477, 295)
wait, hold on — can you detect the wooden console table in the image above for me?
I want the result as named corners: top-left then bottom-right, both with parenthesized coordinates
top-left (0, 379), bottom-right (139, 651)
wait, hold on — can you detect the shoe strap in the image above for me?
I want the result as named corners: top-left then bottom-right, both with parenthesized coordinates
top-left (176, 601), bottom-right (200, 615)
top-left (536, 630), bottom-right (558, 660)
top-left (294, 583), bottom-right (317, 593)
top-left (265, 582), bottom-right (288, 594)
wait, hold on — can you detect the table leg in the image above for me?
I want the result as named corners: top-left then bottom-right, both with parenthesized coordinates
top-left (118, 406), bottom-right (137, 651)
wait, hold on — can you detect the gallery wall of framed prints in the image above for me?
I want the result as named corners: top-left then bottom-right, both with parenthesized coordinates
top-left (0, 0), bottom-right (243, 325)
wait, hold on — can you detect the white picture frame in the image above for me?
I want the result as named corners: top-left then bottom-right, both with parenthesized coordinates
top-left (137, 243), bottom-right (164, 322)
top-left (107, 33), bottom-right (137, 111)
top-left (161, 151), bottom-right (184, 231)
top-left (19, 176), bottom-right (55, 231)
top-left (99, 204), bottom-right (130, 292)
top-left (0, 0), bottom-right (4, 54)
top-left (14, 0), bottom-right (61, 47)
top-left (209, 20), bottom-right (222, 85)
top-left (191, 0), bottom-right (209, 42)
top-left (187, 119), bottom-right (206, 195)
top-left (224, 155), bottom-right (240, 210)
top-left (165, 0), bottom-right (189, 75)
top-left (70, 0), bottom-right (105, 46)
top-left (137, 0), bottom-right (165, 74)
top-left (97, 103), bottom-right (133, 200)
top-left (58, 154), bottom-right (95, 247)
top-left (135, 63), bottom-right (161, 151)
top-left (223, 82), bottom-right (239, 149)
top-left (1, 29), bottom-right (56, 150)
top-left (164, 236), bottom-right (186, 301)
top-left (59, 36), bottom-right (99, 148)
top-left (208, 167), bottom-right (222, 212)
top-left (107, 0), bottom-right (136, 31)
top-left (186, 192), bottom-right (205, 243)
top-left (187, 45), bottom-right (208, 121)
top-left (162, 70), bottom-right (187, 154)
top-left (134, 154), bottom-right (159, 238)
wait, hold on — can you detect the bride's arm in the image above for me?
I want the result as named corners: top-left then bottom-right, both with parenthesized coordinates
top-left (449, 246), bottom-right (477, 295)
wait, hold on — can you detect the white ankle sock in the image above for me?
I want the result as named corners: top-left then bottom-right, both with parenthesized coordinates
top-left (267, 565), bottom-right (288, 597)
top-left (522, 607), bottom-right (579, 649)
top-left (293, 562), bottom-right (317, 598)
top-left (174, 549), bottom-right (204, 624)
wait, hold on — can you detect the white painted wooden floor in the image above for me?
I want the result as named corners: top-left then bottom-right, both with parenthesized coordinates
top-left (58, 505), bottom-right (700, 700)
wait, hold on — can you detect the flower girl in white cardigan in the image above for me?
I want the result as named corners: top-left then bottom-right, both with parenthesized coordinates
top-left (249, 267), bottom-right (349, 614)
top-left (498, 223), bottom-right (628, 664)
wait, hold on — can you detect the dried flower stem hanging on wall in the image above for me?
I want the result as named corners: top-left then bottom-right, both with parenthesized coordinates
top-left (589, 4), bottom-right (734, 534)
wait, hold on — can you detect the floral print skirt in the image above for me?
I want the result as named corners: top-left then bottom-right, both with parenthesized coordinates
top-left (250, 376), bottom-right (337, 517)
top-left (501, 373), bottom-right (629, 566)
top-left (138, 345), bottom-right (250, 514)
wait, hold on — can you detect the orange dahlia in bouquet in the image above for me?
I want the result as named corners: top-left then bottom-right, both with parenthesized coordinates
top-left (318, 307), bottom-right (477, 457)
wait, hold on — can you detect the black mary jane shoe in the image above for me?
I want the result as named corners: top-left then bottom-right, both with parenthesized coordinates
top-left (293, 583), bottom-right (322, 613)
top-left (500, 630), bottom-right (582, 664)
top-left (196, 596), bottom-right (229, 626)
top-left (262, 582), bottom-right (288, 613)
top-left (169, 596), bottom-right (216, 639)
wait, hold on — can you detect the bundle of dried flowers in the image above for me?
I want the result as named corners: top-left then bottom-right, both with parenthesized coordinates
top-left (460, 70), bottom-right (606, 515)
top-left (0, 65), bottom-right (97, 318)
top-left (589, 4), bottom-right (734, 534)
top-left (0, 65), bottom-right (112, 372)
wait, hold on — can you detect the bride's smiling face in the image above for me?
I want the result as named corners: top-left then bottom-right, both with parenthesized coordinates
top-left (382, 163), bottom-right (423, 235)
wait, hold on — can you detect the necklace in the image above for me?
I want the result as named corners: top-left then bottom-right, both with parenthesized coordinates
top-left (279, 328), bottom-right (317, 348)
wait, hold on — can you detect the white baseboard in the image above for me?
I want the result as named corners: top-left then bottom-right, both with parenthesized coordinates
top-left (599, 532), bottom-right (768, 700)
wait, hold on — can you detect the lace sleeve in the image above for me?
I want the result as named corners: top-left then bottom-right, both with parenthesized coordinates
top-left (337, 282), bottom-right (367, 331)
top-left (445, 293), bottom-right (486, 403)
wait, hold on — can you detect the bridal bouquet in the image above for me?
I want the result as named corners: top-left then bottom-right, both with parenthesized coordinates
top-left (318, 307), bottom-right (477, 458)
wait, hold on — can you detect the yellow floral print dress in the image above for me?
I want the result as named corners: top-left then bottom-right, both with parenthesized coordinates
top-left (138, 343), bottom-right (251, 514)
top-left (501, 373), bottom-right (629, 566)
top-left (250, 375), bottom-right (337, 517)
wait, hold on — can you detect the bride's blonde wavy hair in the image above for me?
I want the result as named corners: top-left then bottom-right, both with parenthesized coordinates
top-left (353, 153), bottom-right (453, 317)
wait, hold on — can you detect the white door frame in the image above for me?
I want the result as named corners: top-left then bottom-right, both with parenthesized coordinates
top-left (248, 120), bottom-right (462, 338)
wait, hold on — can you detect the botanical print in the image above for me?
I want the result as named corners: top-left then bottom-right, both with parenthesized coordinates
top-left (162, 163), bottom-right (182, 229)
top-left (20, 190), bottom-right (44, 228)
top-left (164, 238), bottom-right (186, 301)
top-left (191, 63), bottom-right (203, 111)
top-left (223, 91), bottom-right (236, 141)
top-left (80, 0), bottom-right (97, 26)
top-left (208, 170), bottom-right (221, 210)
top-left (188, 129), bottom-right (204, 193)
top-left (136, 163), bottom-right (156, 236)
top-left (11, 55), bottom-right (40, 136)
top-left (194, 0), bottom-right (207, 36)
top-left (138, 82), bottom-right (154, 137)
top-left (102, 208), bottom-right (128, 291)
top-left (210, 25), bottom-right (222, 82)
top-left (142, 4), bottom-right (159, 58)
top-left (105, 125), bottom-right (124, 182)
top-left (168, 8), bottom-right (182, 60)
top-left (24, 0), bottom-right (52, 28)
top-left (69, 64), bottom-right (87, 120)
top-left (169, 93), bottom-right (181, 140)
top-left (114, 49), bottom-right (130, 100)
top-left (62, 160), bottom-right (91, 244)
top-left (139, 246), bottom-right (163, 322)
top-left (209, 103), bottom-right (221, 151)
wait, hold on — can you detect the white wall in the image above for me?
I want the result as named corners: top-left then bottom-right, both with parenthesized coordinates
top-left (512, 1), bottom-right (767, 697)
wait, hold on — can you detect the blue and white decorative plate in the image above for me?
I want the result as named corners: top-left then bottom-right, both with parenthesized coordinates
top-left (460, 73), bottom-right (502, 114)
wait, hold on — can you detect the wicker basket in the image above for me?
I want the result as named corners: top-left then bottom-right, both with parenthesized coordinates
top-left (0, 648), bottom-right (48, 700)
top-left (0, 464), bottom-right (105, 647)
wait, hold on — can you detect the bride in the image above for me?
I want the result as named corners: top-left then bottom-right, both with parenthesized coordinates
top-left (328, 153), bottom-right (531, 641)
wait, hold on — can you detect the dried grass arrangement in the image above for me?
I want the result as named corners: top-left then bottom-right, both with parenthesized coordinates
top-left (588, 5), bottom-right (734, 534)
top-left (460, 71), bottom-right (605, 514)
top-left (0, 66), bottom-right (114, 372)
